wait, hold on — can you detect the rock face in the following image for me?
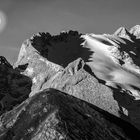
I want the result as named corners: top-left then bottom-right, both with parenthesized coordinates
top-left (82, 30), bottom-right (140, 129)
top-left (1, 27), bottom-right (140, 139)
top-left (114, 27), bottom-right (132, 40)
top-left (0, 56), bottom-right (32, 116)
top-left (14, 31), bottom-right (121, 118)
top-left (0, 88), bottom-right (140, 140)
top-left (14, 31), bottom-right (90, 68)
top-left (130, 25), bottom-right (140, 39)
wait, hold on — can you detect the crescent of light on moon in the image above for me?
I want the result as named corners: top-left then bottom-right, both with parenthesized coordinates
top-left (0, 11), bottom-right (7, 33)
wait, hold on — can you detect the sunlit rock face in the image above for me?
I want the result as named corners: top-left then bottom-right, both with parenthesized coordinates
top-left (82, 29), bottom-right (140, 99)
top-left (14, 28), bottom-right (140, 130)
top-left (0, 88), bottom-right (140, 140)
top-left (1, 27), bottom-right (140, 139)
top-left (15, 31), bottom-right (87, 68)
top-left (130, 25), bottom-right (140, 39)
top-left (81, 28), bottom-right (140, 129)
top-left (114, 27), bottom-right (132, 40)
top-left (14, 31), bottom-right (121, 118)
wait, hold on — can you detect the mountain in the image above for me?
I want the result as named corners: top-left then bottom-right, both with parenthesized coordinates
top-left (0, 27), bottom-right (140, 139)
top-left (130, 25), bottom-right (140, 38)
top-left (114, 27), bottom-right (132, 40)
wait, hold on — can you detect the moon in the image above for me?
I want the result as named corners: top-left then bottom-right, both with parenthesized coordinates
top-left (0, 11), bottom-right (7, 33)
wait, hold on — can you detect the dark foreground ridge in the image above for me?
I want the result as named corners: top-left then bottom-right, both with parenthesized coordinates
top-left (0, 88), bottom-right (140, 140)
top-left (0, 56), bottom-right (32, 115)
top-left (1, 28), bottom-right (140, 139)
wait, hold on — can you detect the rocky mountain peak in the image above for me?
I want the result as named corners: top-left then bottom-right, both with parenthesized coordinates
top-left (1, 27), bottom-right (140, 139)
top-left (130, 25), bottom-right (140, 38)
top-left (114, 27), bottom-right (132, 40)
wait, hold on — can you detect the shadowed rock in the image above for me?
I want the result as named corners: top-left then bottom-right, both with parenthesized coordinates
top-left (0, 88), bottom-right (140, 140)
top-left (14, 31), bottom-right (92, 68)
top-left (13, 29), bottom-right (140, 131)
top-left (81, 32), bottom-right (140, 129)
top-left (3, 26), bottom-right (140, 139)
top-left (130, 25), bottom-right (140, 39)
top-left (44, 58), bottom-right (121, 118)
top-left (0, 56), bottom-right (32, 115)
top-left (114, 27), bottom-right (133, 40)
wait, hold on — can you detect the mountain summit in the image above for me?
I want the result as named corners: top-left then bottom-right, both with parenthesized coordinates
top-left (130, 25), bottom-right (140, 38)
top-left (0, 27), bottom-right (140, 139)
top-left (114, 27), bottom-right (131, 39)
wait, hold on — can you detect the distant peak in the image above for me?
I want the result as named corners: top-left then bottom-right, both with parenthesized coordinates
top-left (129, 25), bottom-right (140, 38)
top-left (114, 27), bottom-right (130, 37)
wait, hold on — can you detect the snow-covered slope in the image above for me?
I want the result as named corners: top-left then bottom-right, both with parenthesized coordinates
top-left (12, 26), bottom-right (140, 130)
top-left (82, 29), bottom-right (140, 99)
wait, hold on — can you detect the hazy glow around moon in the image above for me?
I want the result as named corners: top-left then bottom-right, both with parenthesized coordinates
top-left (0, 11), bottom-right (7, 33)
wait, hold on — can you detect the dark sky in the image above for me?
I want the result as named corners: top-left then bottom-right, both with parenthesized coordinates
top-left (0, 0), bottom-right (140, 64)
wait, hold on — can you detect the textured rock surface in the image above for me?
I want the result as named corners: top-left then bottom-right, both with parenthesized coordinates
top-left (82, 30), bottom-right (140, 129)
top-left (15, 46), bottom-right (63, 96)
top-left (46, 58), bottom-right (121, 118)
top-left (14, 31), bottom-right (91, 68)
top-left (114, 27), bottom-right (132, 40)
top-left (13, 29), bottom-right (140, 130)
top-left (130, 25), bottom-right (140, 39)
top-left (14, 32), bottom-right (121, 117)
top-left (0, 88), bottom-right (139, 140)
top-left (14, 31), bottom-right (89, 96)
top-left (0, 56), bottom-right (32, 116)
top-left (82, 32), bottom-right (140, 75)
top-left (1, 27), bottom-right (140, 139)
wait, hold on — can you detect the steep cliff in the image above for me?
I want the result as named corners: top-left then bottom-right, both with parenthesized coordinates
top-left (1, 27), bottom-right (140, 139)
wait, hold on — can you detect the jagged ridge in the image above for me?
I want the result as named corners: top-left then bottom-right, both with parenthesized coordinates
top-left (1, 26), bottom-right (140, 139)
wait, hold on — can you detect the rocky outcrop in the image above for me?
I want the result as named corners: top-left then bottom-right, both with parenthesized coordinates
top-left (82, 31), bottom-right (140, 129)
top-left (0, 56), bottom-right (32, 116)
top-left (14, 31), bottom-right (90, 68)
top-left (114, 27), bottom-right (132, 40)
top-left (0, 88), bottom-right (140, 140)
top-left (13, 29), bottom-right (140, 130)
top-left (130, 25), bottom-right (140, 39)
top-left (1, 27), bottom-right (140, 139)
top-left (14, 32), bottom-right (121, 118)
top-left (15, 46), bottom-right (63, 96)
top-left (44, 58), bottom-right (121, 118)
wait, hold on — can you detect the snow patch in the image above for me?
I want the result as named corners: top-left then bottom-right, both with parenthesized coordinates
top-left (26, 67), bottom-right (34, 76)
top-left (82, 34), bottom-right (140, 99)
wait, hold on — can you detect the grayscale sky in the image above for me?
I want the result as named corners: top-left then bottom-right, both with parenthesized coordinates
top-left (0, 0), bottom-right (140, 64)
